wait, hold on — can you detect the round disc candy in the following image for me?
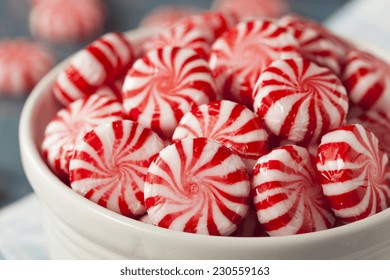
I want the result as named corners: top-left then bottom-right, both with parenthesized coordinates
top-left (143, 18), bottom-right (213, 60)
top-left (209, 19), bottom-right (300, 108)
top-left (41, 95), bottom-right (124, 182)
top-left (0, 39), bottom-right (55, 96)
top-left (278, 15), bottom-right (341, 75)
top-left (342, 49), bottom-right (390, 112)
top-left (29, 0), bottom-right (106, 43)
top-left (252, 145), bottom-right (336, 236)
top-left (122, 46), bottom-right (216, 139)
top-left (317, 124), bottom-right (390, 224)
top-left (53, 32), bottom-right (134, 106)
top-left (144, 137), bottom-right (251, 236)
top-left (253, 57), bottom-right (348, 145)
top-left (172, 100), bottom-right (269, 172)
top-left (70, 120), bottom-right (165, 218)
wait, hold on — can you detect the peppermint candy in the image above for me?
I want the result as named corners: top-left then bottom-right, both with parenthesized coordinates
top-left (122, 46), bottom-right (216, 139)
top-left (252, 145), bottom-right (336, 236)
top-left (144, 137), bottom-right (250, 236)
top-left (0, 39), bottom-right (55, 96)
top-left (342, 49), bottom-right (390, 112)
top-left (172, 100), bottom-right (269, 171)
top-left (69, 120), bottom-right (165, 218)
top-left (53, 32), bottom-right (134, 106)
top-left (278, 15), bottom-right (341, 75)
top-left (143, 18), bottom-right (214, 59)
top-left (41, 95), bottom-right (124, 181)
top-left (212, 0), bottom-right (288, 20)
top-left (209, 19), bottom-right (300, 108)
top-left (29, 0), bottom-right (106, 43)
top-left (253, 57), bottom-right (348, 145)
top-left (317, 124), bottom-right (390, 224)
top-left (349, 110), bottom-right (390, 157)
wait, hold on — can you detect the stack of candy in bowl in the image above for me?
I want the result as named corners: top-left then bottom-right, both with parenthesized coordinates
top-left (40, 0), bottom-right (390, 238)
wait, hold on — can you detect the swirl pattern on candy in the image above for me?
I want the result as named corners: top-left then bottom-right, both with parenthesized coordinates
top-left (252, 145), bottom-right (336, 236)
top-left (143, 18), bottom-right (214, 60)
top-left (122, 46), bottom-right (216, 139)
top-left (317, 124), bottom-right (390, 224)
top-left (53, 32), bottom-right (134, 106)
top-left (343, 49), bottom-right (390, 112)
top-left (212, 0), bottom-right (288, 20)
top-left (172, 100), bottom-right (269, 172)
top-left (41, 95), bottom-right (124, 182)
top-left (349, 110), bottom-right (390, 157)
top-left (209, 19), bottom-right (300, 108)
top-left (0, 39), bottom-right (55, 96)
top-left (69, 120), bottom-right (165, 218)
top-left (29, 0), bottom-right (106, 43)
top-left (144, 137), bottom-right (251, 236)
top-left (278, 15), bottom-right (341, 75)
top-left (253, 57), bottom-right (348, 145)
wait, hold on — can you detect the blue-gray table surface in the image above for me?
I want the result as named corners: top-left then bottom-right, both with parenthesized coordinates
top-left (0, 0), bottom-right (349, 209)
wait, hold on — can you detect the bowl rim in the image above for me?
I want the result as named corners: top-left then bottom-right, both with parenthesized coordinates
top-left (18, 27), bottom-right (390, 249)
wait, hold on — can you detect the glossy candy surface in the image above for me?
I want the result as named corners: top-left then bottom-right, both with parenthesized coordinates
top-left (53, 32), bottom-right (134, 106)
top-left (253, 57), bottom-right (348, 145)
top-left (172, 100), bottom-right (269, 171)
top-left (41, 96), bottom-right (124, 181)
top-left (343, 49), bottom-right (390, 112)
top-left (317, 124), bottom-right (390, 223)
top-left (122, 46), bottom-right (216, 139)
top-left (209, 19), bottom-right (300, 108)
top-left (144, 137), bottom-right (251, 236)
top-left (70, 120), bottom-right (165, 218)
top-left (252, 145), bottom-right (336, 236)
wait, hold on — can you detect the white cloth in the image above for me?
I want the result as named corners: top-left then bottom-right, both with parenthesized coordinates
top-left (0, 194), bottom-right (48, 259)
top-left (1, 0), bottom-right (390, 260)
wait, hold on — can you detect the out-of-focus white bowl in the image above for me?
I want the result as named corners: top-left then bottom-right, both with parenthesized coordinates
top-left (19, 28), bottom-right (390, 259)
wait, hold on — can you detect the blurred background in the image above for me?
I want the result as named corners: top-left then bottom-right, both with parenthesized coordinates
top-left (0, 0), bottom-right (351, 210)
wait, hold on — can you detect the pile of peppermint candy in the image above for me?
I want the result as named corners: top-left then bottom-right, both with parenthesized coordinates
top-left (41, 0), bottom-right (390, 237)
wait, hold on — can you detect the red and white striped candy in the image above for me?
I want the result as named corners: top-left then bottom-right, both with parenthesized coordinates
top-left (209, 19), bottom-right (300, 108)
top-left (253, 58), bottom-right (348, 145)
top-left (29, 0), bottom-right (106, 43)
top-left (212, 0), bottom-right (288, 20)
top-left (41, 95), bottom-right (124, 182)
top-left (279, 15), bottom-right (350, 61)
top-left (53, 32), bottom-right (134, 106)
top-left (69, 120), bottom-right (165, 218)
top-left (94, 79), bottom-right (123, 101)
top-left (188, 11), bottom-right (239, 42)
top-left (172, 100), bottom-right (269, 172)
top-left (252, 145), bottom-right (336, 236)
top-left (122, 46), bottom-right (216, 139)
top-left (140, 5), bottom-right (201, 29)
top-left (278, 15), bottom-right (341, 75)
top-left (342, 49), bottom-right (390, 112)
top-left (0, 39), bottom-right (55, 96)
top-left (143, 18), bottom-right (213, 60)
top-left (317, 124), bottom-right (390, 223)
top-left (349, 110), bottom-right (390, 157)
top-left (144, 137), bottom-right (250, 236)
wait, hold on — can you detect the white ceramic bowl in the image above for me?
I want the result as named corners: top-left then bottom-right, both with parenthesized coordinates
top-left (19, 28), bottom-right (390, 259)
